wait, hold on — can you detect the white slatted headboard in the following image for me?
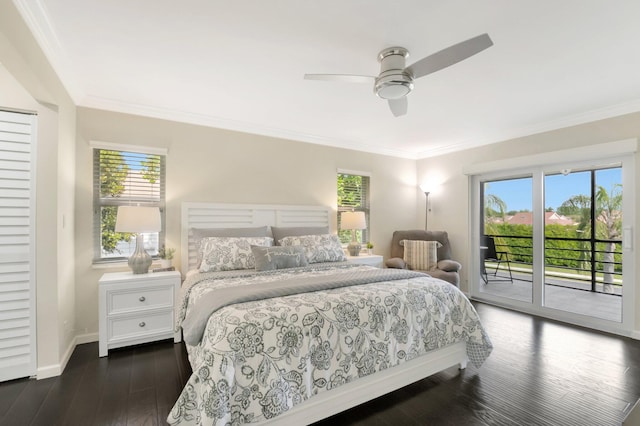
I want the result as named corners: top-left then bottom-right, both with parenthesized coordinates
top-left (181, 202), bottom-right (332, 274)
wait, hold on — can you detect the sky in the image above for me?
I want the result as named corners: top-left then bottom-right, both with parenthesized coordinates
top-left (485, 167), bottom-right (622, 212)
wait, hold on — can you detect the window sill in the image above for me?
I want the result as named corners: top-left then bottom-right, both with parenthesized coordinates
top-left (92, 258), bottom-right (164, 270)
top-left (92, 261), bottom-right (129, 270)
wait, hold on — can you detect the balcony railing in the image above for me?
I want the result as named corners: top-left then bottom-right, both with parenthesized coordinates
top-left (484, 234), bottom-right (622, 295)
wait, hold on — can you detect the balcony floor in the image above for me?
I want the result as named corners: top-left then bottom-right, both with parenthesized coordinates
top-left (479, 271), bottom-right (622, 322)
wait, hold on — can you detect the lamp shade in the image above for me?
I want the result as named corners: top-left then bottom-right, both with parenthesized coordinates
top-left (341, 211), bottom-right (366, 230)
top-left (115, 206), bottom-right (161, 233)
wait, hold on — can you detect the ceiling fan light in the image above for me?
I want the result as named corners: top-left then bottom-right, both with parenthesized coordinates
top-left (377, 82), bottom-right (412, 99)
top-left (375, 74), bottom-right (414, 100)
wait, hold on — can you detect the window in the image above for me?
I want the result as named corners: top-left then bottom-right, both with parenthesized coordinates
top-left (337, 171), bottom-right (370, 245)
top-left (93, 146), bottom-right (166, 262)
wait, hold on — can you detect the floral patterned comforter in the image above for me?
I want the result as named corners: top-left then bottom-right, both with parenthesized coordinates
top-left (168, 264), bottom-right (493, 425)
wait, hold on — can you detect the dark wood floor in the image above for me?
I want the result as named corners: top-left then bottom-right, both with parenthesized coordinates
top-left (1, 302), bottom-right (639, 425)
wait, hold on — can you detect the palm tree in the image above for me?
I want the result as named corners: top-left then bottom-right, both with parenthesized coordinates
top-left (559, 185), bottom-right (622, 292)
top-left (485, 193), bottom-right (507, 223)
top-left (597, 184), bottom-right (622, 289)
top-left (559, 194), bottom-right (591, 272)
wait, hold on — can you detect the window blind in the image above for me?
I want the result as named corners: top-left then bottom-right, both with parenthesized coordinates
top-left (337, 173), bottom-right (370, 245)
top-left (93, 148), bottom-right (166, 262)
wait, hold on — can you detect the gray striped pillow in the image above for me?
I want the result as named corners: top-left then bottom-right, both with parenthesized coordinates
top-left (403, 240), bottom-right (442, 271)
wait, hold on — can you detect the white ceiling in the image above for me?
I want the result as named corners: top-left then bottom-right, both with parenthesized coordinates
top-left (14, 0), bottom-right (640, 159)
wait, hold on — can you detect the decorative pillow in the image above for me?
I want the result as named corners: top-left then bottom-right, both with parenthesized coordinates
top-left (251, 245), bottom-right (309, 271)
top-left (271, 226), bottom-right (329, 246)
top-left (278, 234), bottom-right (347, 264)
top-left (199, 236), bottom-right (273, 272)
top-left (403, 240), bottom-right (442, 271)
top-left (192, 226), bottom-right (271, 267)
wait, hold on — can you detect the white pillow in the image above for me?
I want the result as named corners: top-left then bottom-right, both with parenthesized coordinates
top-left (199, 236), bottom-right (273, 272)
top-left (278, 234), bottom-right (346, 264)
top-left (403, 240), bottom-right (442, 271)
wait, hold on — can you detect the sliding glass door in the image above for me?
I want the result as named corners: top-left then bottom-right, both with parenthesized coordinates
top-left (480, 176), bottom-right (533, 303)
top-left (543, 168), bottom-right (622, 322)
top-left (471, 156), bottom-right (633, 334)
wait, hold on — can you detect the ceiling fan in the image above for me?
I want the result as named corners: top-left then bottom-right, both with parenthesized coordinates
top-left (304, 33), bottom-right (493, 117)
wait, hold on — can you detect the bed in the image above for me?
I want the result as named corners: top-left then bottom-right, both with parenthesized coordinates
top-left (168, 203), bottom-right (493, 425)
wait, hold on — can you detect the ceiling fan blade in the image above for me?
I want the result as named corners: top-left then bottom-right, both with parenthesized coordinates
top-left (406, 33), bottom-right (493, 79)
top-left (304, 74), bottom-right (375, 84)
top-left (388, 97), bottom-right (408, 117)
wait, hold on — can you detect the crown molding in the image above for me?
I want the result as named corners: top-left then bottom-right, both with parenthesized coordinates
top-left (80, 95), bottom-right (419, 159)
top-left (13, 0), bottom-right (83, 102)
top-left (415, 99), bottom-right (640, 159)
top-left (83, 94), bottom-right (640, 162)
top-left (14, 0), bottom-right (640, 161)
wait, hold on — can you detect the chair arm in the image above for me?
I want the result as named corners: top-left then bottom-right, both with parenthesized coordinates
top-left (385, 257), bottom-right (407, 269)
top-left (437, 259), bottom-right (462, 272)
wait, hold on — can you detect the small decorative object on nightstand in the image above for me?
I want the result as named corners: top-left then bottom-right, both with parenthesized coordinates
top-left (346, 253), bottom-right (383, 268)
top-left (157, 244), bottom-right (175, 268)
top-left (365, 241), bottom-right (374, 255)
top-left (98, 270), bottom-right (181, 357)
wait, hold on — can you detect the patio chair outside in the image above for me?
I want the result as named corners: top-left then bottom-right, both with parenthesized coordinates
top-left (481, 235), bottom-right (513, 284)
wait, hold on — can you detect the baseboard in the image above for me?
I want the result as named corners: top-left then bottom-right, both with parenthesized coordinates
top-left (36, 363), bottom-right (61, 380)
top-left (76, 332), bottom-right (99, 345)
top-left (36, 332), bottom-right (99, 380)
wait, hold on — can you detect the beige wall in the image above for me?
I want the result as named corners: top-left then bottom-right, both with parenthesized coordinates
top-left (74, 107), bottom-right (420, 337)
top-left (0, 0), bottom-right (77, 377)
top-left (417, 112), bottom-right (640, 332)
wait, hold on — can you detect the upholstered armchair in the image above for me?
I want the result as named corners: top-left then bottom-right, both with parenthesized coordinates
top-left (386, 230), bottom-right (462, 287)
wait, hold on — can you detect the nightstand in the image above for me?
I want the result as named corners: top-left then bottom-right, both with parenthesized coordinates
top-left (98, 270), bottom-right (181, 357)
top-left (346, 253), bottom-right (384, 268)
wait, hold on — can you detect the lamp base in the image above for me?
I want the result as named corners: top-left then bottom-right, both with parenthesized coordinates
top-left (347, 241), bottom-right (361, 256)
top-left (128, 233), bottom-right (152, 274)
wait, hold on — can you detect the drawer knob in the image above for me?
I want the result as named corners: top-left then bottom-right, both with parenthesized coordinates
top-left (139, 296), bottom-right (146, 302)
top-left (139, 322), bottom-right (146, 327)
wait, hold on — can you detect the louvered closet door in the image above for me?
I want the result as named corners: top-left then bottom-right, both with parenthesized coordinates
top-left (0, 110), bottom-right (36, 381)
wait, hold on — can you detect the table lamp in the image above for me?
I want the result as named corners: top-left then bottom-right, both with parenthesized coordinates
top-left (341, 211), bottom-right (366, 256)
top-left (115, 206), bottom-right (161, 274)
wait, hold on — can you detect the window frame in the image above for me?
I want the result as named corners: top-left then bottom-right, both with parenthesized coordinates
top-left (337, 170), bottom-right (371, 246)
top-left (91, 142), bottom-right (167, 263)
top-left (467, 139), bottom-right (636, 336)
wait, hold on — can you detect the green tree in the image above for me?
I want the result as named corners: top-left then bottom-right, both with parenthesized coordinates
top-left (558, 194), bottom-right (592, 272)
top-left (558, 185), bottom-right (622, 291)
top-left (98, 151), bottom-right (163, 256)
top-left (338, 174), bottom-right (363, 206)
top-left (485, 193), bottom-right (507, 223)
top-left (558, 194), bottom-right (591, 229)
top-left (141, 156), bottom-right (160, 184)
top-left (484, 193), bottom-right (507, 228)
top-left (338, 174), bottom-right (365, 244)
top-left (597, 184), bottom-right (622, 287)
top-left (100, 150), bottom-right (129, 196)
top-left (99, 150), bottom-right (130, 254)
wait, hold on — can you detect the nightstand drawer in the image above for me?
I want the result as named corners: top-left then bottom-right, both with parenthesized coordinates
top-left (109, 310), bottom-right (174, 341)
top-left (108, 286), bottom-right (174, 314)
